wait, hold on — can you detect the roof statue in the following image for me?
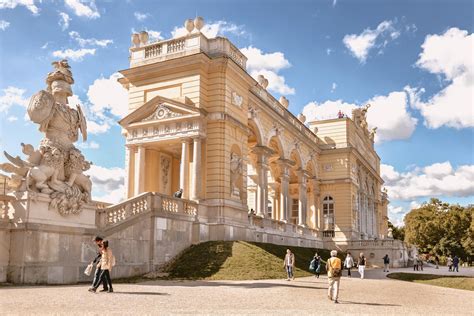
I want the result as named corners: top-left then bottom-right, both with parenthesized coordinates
top-left (0, 60), bottom-right (92, 216)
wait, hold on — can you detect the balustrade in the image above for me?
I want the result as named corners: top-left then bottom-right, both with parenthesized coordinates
top-left (99, 192), bottom-right (198, 228)
top-left (145, 43), bottom-right (162, 58)
top-left (167, 39), bottom-right (185, 53)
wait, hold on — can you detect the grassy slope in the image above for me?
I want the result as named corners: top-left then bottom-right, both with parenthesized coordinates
top-left (387, 273), bottom-right (474, 291)
top-left (163, 241), bottom-right (334, 280)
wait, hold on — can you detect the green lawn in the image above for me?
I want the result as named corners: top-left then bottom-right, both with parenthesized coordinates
top-left (387, 273), bottom-right (474, 291)
top-left (160, 241), bottom-right (335, 280)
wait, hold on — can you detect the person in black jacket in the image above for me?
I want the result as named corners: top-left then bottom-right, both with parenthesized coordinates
top-left (88, 236), bottom-right (108, 292)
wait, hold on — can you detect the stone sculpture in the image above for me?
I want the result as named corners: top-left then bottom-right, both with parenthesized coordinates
top-left (230, 152), bottom-right (243, 197)
top-left (0, 59), bottom-right (92, 215)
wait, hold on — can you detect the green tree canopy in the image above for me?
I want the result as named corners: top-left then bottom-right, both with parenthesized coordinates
top-left (404, 198), bottom-right (473, 260)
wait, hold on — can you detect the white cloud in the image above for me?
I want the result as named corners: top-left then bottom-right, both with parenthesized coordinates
top-left (85, 165), bottom-right (125, 203)
top-left (0, 0), bottom-right (39, 14)
top-left (86, 119), bottom-right (111, 134)
top-left (147, 30), bottom-right (162, 42)
top-left (69, 31), bottom-right (112, 47)
top-left (381, 162), bottom-right (474, 200)
top-left (172, 20), bottom-right (246, 39)
top-left (64, 0), bottom-right (99, 19)
top-left (387, 204), bottom-right (407, 226)
top-left (302, 86), bottom-right (418, 143)
top-left (87, 72), bottom-right (128, 119)
top-left (343, 19), bottom-right (400, 63)
top-left (41, 42), bottom-right (49, 49)
top-left (331, 82), bottom-right (337, 93)
top-left (326, 48), bottom-right (332, 55)
top-left (0, 19), bottom-right (10, 30)
top-left (52, 48), bottom-right (96, 61)
top-left (332, 0), bottom-right (337, 7)
top-left (77, 140), bottom-right (99, 149)
top-left (413, 28), bottom-right (474, 129)
top-left (240, 46), bottom-right (295, 95)
top-left (7, 115), bottom-right (18, 122)
top-left (134, 11), bottom-right (149, 21)
top-left (67, 73), bottom-right (127, 135)
top-left (0, 86), bottom-right (28, 112)
top-left (58, 12), bottom-right (71, 31)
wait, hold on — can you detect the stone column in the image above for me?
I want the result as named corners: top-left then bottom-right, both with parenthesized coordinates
top-left (125, 145), bottom-right (133, 198)
top-left (278, 161), bottom-right (291, 222)
top-left (134, 145), bottom-right (146, 196)
top-left (190, 137), bottom-right (201, 201)
top-left (297, 170), bottom-right (308, 226)
top-left (180, 139), bottom-right (190, 199)
top-left (253, 147), bottom-right (270, 218)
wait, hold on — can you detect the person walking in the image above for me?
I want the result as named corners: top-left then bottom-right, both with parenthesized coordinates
top-left (447, 255), bottom-right (453, 271)
top-left (419, 256), bottom-right (424, 271)
top-left (88, 236), bottom-right (108, 293)
top-left (434, 255), bottom-right (439, 269)
top-left (327, 250), bottom-right (342, 304)
top-left (453, 255), bottom-right (460, 272)
top-left (413, 255), bottom-right (419, 271)
top-left (383, 254), bottom-right (390, 272)
top-left (90, 240), bottom-right (114, 293)
top-left (358, 253), bottom-right (366, 279)
top-left (344, 252), bottom-right (354, 277)
top-left (284, 249), bottom-right (295, 281)
top-left (312, 252), bottom-right (322, 278)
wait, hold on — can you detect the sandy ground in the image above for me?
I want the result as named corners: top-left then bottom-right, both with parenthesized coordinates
top-left (1, 267), bottom-right (473, 315)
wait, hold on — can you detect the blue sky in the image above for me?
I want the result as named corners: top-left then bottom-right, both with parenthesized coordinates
top-left (0, 0), bottom-right (473, 225)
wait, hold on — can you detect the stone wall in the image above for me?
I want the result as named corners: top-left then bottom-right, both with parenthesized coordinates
top-left (1, 192), bottom-right (324, 284)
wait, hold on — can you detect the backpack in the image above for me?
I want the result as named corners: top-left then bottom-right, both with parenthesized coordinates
top-left (309, 259), bottom-right (316, 271)
top-left (329, 258), bottom-right (342, 278)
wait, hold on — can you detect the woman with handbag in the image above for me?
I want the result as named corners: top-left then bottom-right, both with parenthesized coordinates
top-left (89, 240), bottom-right (115, 293)
top-left (344, 252), bottom-right (354, 277)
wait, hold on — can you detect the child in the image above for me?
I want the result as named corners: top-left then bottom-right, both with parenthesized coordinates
top-left (89, 240), bottom-right (114, 293)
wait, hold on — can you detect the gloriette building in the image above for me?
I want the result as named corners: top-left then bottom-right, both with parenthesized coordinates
top-left (0, 18), bottom-right (406, 285)
top-left (118, 18), bottom-right (388, 242)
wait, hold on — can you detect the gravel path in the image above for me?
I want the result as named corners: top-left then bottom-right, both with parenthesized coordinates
top-left (1, 267), bottom-right (473, 315)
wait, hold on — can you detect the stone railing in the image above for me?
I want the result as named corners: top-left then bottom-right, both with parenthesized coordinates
top-left (98, 192), bottom-right (152, 228)
top-left (249, 216), bottom-right (319, 238)
top-left (323, 230), bottom-right (335, 238)
top-left (347, 239), bottom-right (396, 248)
top-left (130, 33), bottom-right (247, 69)
top-left (97, 192), bottom-right (198, 228)
top-left (158, 195), bottom-right (197, 216)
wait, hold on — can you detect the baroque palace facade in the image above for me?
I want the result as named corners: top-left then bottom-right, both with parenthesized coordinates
top-left (118, 19), bottom-right (389, 243)
top-left (0, 18), bottom-right (402, 285)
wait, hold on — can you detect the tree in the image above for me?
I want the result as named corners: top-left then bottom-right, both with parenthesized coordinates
top-left (404, 198), bottom-right (473, 260)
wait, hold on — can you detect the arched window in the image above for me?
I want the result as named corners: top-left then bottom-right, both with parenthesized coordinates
top-left (323, 196), bottom-right (335, 230)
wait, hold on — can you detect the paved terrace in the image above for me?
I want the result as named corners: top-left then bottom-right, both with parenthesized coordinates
top-left (1, 267), bottom-right (473, 315)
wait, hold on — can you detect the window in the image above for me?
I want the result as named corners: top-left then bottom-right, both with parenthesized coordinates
top-left (323, 196), bottom-right (334, 230)
top-left (267, 200), bottom-right (272, 218)
top-left (291, 198), bottom-right (299, 224)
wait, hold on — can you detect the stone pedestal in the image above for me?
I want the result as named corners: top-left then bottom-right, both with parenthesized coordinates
top-left (5, 192), bottom-right (98, 284)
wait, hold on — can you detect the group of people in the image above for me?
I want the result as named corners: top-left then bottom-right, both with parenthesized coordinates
top-left (88, 236), bottom-right (115, 293)
top-left (282, 249), bottom-right (375, 304)
top-left (447, 255), bottom-right (460, 272)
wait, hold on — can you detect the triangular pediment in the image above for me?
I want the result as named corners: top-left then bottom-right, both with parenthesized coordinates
top-left (119, 95), bottom-right (205, 127)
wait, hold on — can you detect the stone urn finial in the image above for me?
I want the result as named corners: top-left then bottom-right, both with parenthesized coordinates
top-left (139, 31), bottom-right (149, 45)
top-left (298, 113), bottom-right (306, 123)
top-left (131, 33), bottom-right (140, 47)
top-left (194, 16), bottom-right (204, 32)
top-left (185, 19), bottom-right (194, 34)
top-left (279, 96), bottom-right (289, 108)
